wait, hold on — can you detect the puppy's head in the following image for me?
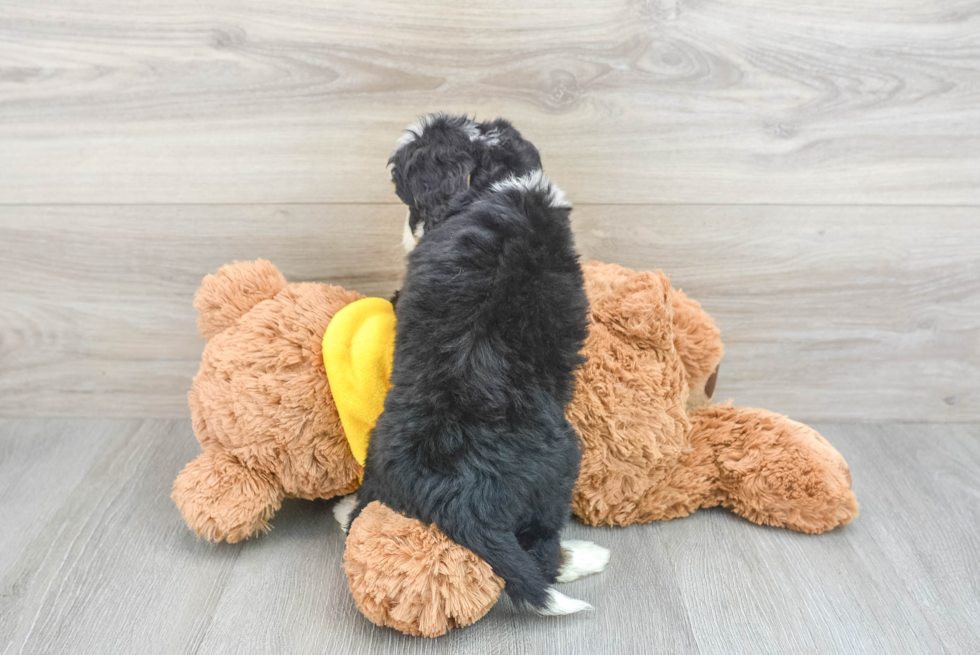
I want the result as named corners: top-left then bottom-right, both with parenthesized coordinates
top-left (389, 113), bottom-right (542, 251)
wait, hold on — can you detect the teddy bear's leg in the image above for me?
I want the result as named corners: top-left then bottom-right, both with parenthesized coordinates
top-left (345, 501), bottom-right (504, 638)
top-left (687, 406), bottom-right (859, 534)
top-left (172, 451), bottom-right (285, 543)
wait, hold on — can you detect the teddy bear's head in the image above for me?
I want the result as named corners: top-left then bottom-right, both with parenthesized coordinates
top-left (566, 260), bottom-right (723, 525)
top-left (188, 260), bottom-right (365, 502)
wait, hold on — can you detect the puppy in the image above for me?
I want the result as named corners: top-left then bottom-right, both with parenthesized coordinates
top-left (343, 115), bottom-right (608, 615)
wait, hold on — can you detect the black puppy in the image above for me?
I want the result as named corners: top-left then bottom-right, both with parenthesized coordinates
top-left (338, 115), bottom-right (609, 615)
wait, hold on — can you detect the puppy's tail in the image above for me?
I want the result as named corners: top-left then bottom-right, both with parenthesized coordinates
top-left (441, 522), bottom-right (592, 615)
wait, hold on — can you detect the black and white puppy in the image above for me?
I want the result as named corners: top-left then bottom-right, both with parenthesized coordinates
top-left (337, 115), bottom-right (608, 615)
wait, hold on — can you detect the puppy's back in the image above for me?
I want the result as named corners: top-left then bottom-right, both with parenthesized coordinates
top-left (392, 171), bottom-right (587, 419)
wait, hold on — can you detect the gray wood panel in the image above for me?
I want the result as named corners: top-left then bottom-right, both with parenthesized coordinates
top-left (577, 205), bottom-right (980, 423)
top-left (0, 204), bottom-right (408, 418)
top-left (1, 419), bottom-right (978, 654)
top-left (2, 205), bottom-right (977, 421)
top-left (1, 1), bottom-right (979, 204)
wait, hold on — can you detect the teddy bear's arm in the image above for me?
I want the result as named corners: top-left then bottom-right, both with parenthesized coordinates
top-left (172, 451), bottom-right (285, 543)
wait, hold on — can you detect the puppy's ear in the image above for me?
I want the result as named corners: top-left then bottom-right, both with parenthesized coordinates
top-left (388, 114), bottom-right (480, 230)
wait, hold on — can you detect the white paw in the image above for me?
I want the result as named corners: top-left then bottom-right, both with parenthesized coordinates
top-left (534, 588), bottom-right (593, 616)
top-left (332, 494), bottom-right (358, 533)
top-left (556, 540), bottom-right (610, 583)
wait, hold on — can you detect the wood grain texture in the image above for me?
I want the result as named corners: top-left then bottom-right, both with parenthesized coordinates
top-left (0, 204), bottom-right (408, 418)
top-left (1, 419), bottom-right (978, 654)
top-left (576, 205), bottom-right (980, 423)
top-left (1, 0), bottom-right (979, 204)
top-left (836, 423), bottom-right (980, 654)
top-left (1, 204), bottom-right (977, 421)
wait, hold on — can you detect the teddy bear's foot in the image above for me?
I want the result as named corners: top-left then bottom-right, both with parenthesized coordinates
top-left (172, 451), bottom-right (285, 543)
top-left (690, 406), bottom-right (859, 534)
top-left (345, 501), bottom-right (503, 638)
top-left (556, 540), bottom-right (610, 583)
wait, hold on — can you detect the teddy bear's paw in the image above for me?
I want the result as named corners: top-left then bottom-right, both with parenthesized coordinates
top-left (171, 451), bottom-right (284, 543)
top-left (534, 589), bottom-right (594, 616)
top-left (556, 540), bottom-right (610, 583)
top-left (345, 501), bottom-right (504, 637)
top-left (332, 494), bottom-right (358, 533)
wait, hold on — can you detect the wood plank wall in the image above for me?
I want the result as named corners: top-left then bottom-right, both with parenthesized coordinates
top-left (1, 0), bottom-right (977, 421)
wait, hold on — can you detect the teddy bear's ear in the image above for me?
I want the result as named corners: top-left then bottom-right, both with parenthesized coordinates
top-left (671, 288), bottom-right (724, 400)
top-left (582, 261), bottom-right (674, 349)
top-left (194, 259), bottom-right (287, 340)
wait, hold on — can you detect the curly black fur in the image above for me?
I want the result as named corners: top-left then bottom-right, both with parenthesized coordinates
top-left (350, 117), bottom-right (587, 610)
top-left (389, 114), bottom-right (543, 242)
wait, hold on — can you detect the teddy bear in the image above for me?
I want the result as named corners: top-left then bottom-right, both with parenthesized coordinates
top-left (172, 259), bottom-right (366, 543)
top-left (175, 113), bottom-right (857, 636)
top-left (172, 256), bottom-right (858, 637)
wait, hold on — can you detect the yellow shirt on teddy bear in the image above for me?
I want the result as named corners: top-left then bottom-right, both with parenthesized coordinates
top-left (321, 297), bottom-right (396, 470)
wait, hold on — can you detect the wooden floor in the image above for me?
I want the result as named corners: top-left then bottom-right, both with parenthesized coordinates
top-left (0, 419), bottom-right (978, 655)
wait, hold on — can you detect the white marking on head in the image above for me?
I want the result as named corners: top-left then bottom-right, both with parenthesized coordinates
top-left (332, 494), bottom-right (358, 533)
top-left (461, 120), bottom-right (480, 140)
top-left (473, 127), bottom-right (501, 147)
top-left (395, 115), bottom-right (436, 149)
top-left (395, 114), bottom-right (480, 150)
top-left (556, 540), bottom-right (610, 583)
top-left (491, 169), bottom-right (571, 209)
top-left (533, 588), bottom-right (593, 616)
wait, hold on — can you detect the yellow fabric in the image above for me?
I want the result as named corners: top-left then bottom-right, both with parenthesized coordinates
top-left (322, 298), bottom-right (396, 468)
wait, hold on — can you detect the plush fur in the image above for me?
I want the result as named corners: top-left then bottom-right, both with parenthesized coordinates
top-left (347, 166), bottom-right (590, 612)
top-left (567, 261), bottom-right (858, 531)
top-left (173, 260), bottom-right (364, 543)
top-left (344, 500), bottom-right (504, 637)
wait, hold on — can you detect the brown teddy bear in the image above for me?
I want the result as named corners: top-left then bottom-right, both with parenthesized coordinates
top-left (173, 259), bottom-right (364, 543)
top-left (173, 257), bottom-right (858, 637)
top-left (569, 260), bottom-right (858, 532)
